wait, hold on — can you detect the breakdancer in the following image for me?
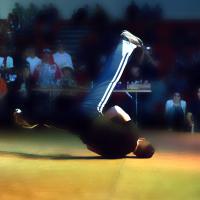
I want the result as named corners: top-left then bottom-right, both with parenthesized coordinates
top-left (14, 30), bottom-right (155, 158)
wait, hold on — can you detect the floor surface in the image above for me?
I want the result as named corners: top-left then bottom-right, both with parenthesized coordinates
top-left (0, 128), bottom-right (200, 200)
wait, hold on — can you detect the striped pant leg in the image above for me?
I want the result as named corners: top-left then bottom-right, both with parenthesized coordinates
top-left (81, 39), bottom-right (137, 117)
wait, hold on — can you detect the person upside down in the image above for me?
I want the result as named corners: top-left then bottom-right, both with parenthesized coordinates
top-left (14, 30), bottom-right (155, 159)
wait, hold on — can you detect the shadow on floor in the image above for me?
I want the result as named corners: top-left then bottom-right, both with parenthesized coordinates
top-left (0, 150), bottom-right (138, 160)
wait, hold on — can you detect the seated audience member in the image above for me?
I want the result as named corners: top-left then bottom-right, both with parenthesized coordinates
top-left (29, 49), bottom-right (62, 124)
top-left (128, 66), bottom-right (143, 83)
top-left (7, 62), bottom-right (32, 115)
top-left (0, 73), bottom-right (8, 98)
top-left (14, 65), bottom-right (32, 98)
top-left (60, 67), bottom-right (77, 88)
top-left (141, 46), bottom-right (159, 81)
top-left (53, 42), bottom-right (74, 70)
top-left (187, 87), bottom-right (200, 132)
top-left (165, 92), bottom-right (187, 130)
top-left (122, 47), bottom-right (144, 83)
top-left (0, 47), bottom-right (14, 80)
top-left (34, 49), bottom-right (62, 88)
top-left (26, 47), bottom-right (41, 75)
top-left (0, 72), bottom-right (8, 124)
top-left (11, 65), bottom-right (38, 128)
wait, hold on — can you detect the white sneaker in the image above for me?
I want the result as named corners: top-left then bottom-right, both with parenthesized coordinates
top-left (121, 30), bottom-right (143, 47)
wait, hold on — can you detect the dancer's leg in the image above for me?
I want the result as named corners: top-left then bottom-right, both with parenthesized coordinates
top-left (81, 37), bottom-right (138, 117)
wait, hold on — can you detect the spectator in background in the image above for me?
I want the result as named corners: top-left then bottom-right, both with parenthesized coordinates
top-left (0, 46), bottom-right (14, 80)
top-left (122, 46), bottom-right (158, 83)
top-left (14, 65), bottom-right (32, 99)
top-left (126, 66), bottom-right (142, 83)
top-left (9, 64), bottom-right (33, 116)
top-left (0, 72), bottom-right (8, 125)
top-left (6, 62), bottom-right (32, 115)
top-left (53, 42), bottom-right (74, 70)
top-left (8, 64), bottom-right (39, 129)
top-left (141, 46), bottom-right (159, 81)
top-left (187, 87), bottom-right (200, 132)
top-left (26, 47), bottom-right (41, 75)
top-left (34, 48), bottom-right (62, 88)
top-left (60, 67), bottom-right (77, 88)
top-left (122, 46), bottom-right (145, 83)
top-left (165, 92), bottom-right (187, 131)
top-left (0, 72), bottom-right (8, 99)
top-left (8, 13), bottom-right (21, 33)
top-left (27, 49), bottom-right (62, 125)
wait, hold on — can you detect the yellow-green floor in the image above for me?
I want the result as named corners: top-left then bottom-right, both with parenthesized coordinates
top-left (0, 129), bottom-right (200, 200)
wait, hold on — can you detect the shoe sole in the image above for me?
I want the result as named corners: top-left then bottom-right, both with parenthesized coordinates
top-left (22, 124), bottom-right (39, 129)
top-left (121, 30), bottom-right (143, 47)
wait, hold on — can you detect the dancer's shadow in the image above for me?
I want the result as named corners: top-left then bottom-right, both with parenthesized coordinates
top-left (0, 150), bottom-right (138, 160)
top-left (0, 150), bottom-right (101, 160)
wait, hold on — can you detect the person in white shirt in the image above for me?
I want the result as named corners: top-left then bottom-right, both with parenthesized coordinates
top-left (0, 47), bottom-right (14, 81)
top-left (26, 47), bottom-right (41, 75)
top-left (165, 92), bottom-right (187, 130)
top-left (0, 56), bottom-right (14, 69)
top-left (0, 46), bottom-right (14, 69)
top-left (53, 43), bottom-right (74, 70)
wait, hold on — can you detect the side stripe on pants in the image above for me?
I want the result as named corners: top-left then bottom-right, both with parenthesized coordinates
top-left (81, 39), bottom-right (137, 117)
top-left (97, 53), bottom-right (129, 113)
top-left (97, 40), bottom-right (137, 114)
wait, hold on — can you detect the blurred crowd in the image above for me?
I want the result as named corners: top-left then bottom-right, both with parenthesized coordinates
top-left (0, 42), bottom-right (80, 126)
top-left (0, 38), bottom-right (199, 132)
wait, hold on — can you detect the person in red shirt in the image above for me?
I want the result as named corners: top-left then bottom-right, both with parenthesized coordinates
top-left (0, 73), bottom-right (8, 99)
top-left (33, 48), bottom-right (62, 88)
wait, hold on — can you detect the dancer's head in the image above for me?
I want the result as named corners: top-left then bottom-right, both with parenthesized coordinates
top-left (133, 138), bottom-right (155, 158)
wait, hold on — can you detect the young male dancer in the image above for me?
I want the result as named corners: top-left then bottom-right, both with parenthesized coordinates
top-left (14, 30), bottom-right (155, 158)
